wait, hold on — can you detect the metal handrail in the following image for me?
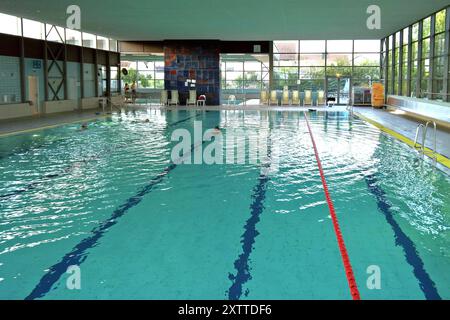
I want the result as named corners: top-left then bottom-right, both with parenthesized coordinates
top-left (413, 121), bottom-right (437, 162)
top-left (346, 104), bottom-right (354, 115)
top-left (424, 121), bottom-right (437, 161)
top-left (105, 96), bottom-right (125, 113)
top-left (413, 123), bottom-right (425, 149)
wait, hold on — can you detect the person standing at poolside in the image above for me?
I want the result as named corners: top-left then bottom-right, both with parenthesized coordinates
top-left (131, 81), bottom-right (137, 103)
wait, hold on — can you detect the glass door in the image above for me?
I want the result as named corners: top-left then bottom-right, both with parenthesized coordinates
top-left (326, 77), bottom-right (351, 105)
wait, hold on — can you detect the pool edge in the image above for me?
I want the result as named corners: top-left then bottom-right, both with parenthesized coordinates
top-left (0, 114), bottom-right (111, 138)
top-left (354, 111), bottom-right (450, 170)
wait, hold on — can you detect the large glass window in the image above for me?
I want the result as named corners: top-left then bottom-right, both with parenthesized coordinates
top-left (423, 17), bottom-right (431, 38)
top-left (97, 35), bottom-right (109, 51)
top-left (120, 54), bottom-right (165, 90)
top-left (271, 39), bottom-right (382, 98)
top-left (23, 18), bottom-right (45, 40)
top-left (354, 40), bottom-right (380, 53)
top-left (432, 9), bottom-right (447, 100)
top-left (327, 54), bottom-right (352, 66)
top-left (300, 54), bottom-right (325, 66)
top-left (109, 39), bottom-right (118, 52)
top-left (110, 66), bottom-right (119, 93)
top-left (82, 32), bottom-right (96, 48)
top-left (381, 38), bottom-right (388, 89)
top-left (221, 54), bottom-right (269, 104)
top-left (273, 40), bottom-right (298, 54)
top-left (66, 28), bottom-right (81, 46)
top-left (412, 23), bottom-right (419, 42)
top-left (0, 13), bottom-right (22, 36)
top-left (45, 24), bottom-right (65, 43)
top-left (2, 10), bottom-right (117, 51)
top-left (300, 40), bottom-right (325, 53)
top-left (326, 40), bottom-right (353, 53)
top-left (273, 53), bottom-right (298, 66)
top-left (393, 32), bottom-right (401, 95)
top-left (387, 36), bottom-right (393, 94)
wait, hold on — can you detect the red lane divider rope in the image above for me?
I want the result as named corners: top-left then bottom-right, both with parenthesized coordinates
top-left (303, 112), bottom-right (361, 300)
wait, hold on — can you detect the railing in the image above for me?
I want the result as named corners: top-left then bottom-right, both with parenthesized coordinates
top-left (413, 121), bottom-right (437, 163)
top-left (346, 104), bottom-right (354, 115)
top-left (104, 96), bottom-right (125, 113)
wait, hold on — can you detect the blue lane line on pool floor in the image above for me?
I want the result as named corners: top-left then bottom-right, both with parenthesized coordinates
top-left (365, 173), bottom-right (441, 300)
top-left (227, 174), bottom-right (269, 300)
top-left (0, 113), bottom-right (200, 201)
top-left (227, 143), bottom-right (272, 300)
top-left (25, 113), bottom-right (201, 300)
top-left (25, 162), bottom-right (177, 300)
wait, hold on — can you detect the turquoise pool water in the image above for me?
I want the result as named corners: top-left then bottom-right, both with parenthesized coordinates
top-left (0, 109), bottom-right (448, 300)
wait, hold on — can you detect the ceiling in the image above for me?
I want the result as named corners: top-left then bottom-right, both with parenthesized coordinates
top-left (0, 0), bottom-right (448, 41)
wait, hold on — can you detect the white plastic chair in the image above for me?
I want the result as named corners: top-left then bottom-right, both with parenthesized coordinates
top-left (197, 95), bottom-right (206, 106)
top-left (304, 90), bottom-right (312, 106)
top-left (186, 90), bottom-right (196, 106)
top-left (260, 91), bottom-right (269, 105)
top-left (292, 90), bottom-right (300, 105)
top-left (318, 90), bottom-right (325, 105)
top-left (269, 90), bottom-right (278, 106)
top-left (281, 90), bottom-right (290, 105)
top-left (169, 90), bottom-right (179, 106)
top-left (160, 90), bottom-right (168, 106)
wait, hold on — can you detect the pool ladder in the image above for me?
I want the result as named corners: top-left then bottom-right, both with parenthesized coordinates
top-left (346, 104), bottom-right (354, 116)
top-left (413, 121), bottom-right (437, 163)
top-left (106, 97), bottom-right (125, 113)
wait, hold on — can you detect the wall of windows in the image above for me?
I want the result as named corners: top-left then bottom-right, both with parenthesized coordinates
top-left (272, 40), bottom-right (380, 93)
top-left (0, 11), bottom-right (120, 106)
top-left (382, 6), bottom-right (450, 102)
top-left (0, 12), bottom-right (119, 51)
top-left (120, 55), bottom-right (165, 90)
top-left (220, 54), bottom-right (269, 104)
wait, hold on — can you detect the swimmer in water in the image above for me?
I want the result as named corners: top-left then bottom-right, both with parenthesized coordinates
top-left (213, 125), bottom-right (222, 134)
top-left (79, 123), bottom-right (88, 130)
top-left (131, 119), bottom-right (150, 124)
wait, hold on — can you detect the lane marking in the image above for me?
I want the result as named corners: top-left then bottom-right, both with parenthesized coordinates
top-left (303, 111), bottom-right (361, 300)
top-left (25, 162), bottom-right (178, 300)
top-left (24, 113), bottom-right (201, 300)
top-left (228, 137), bottom-right (273, 300)
top-left (365, 174), bottom-right (441, 300)
top-left (228, 174), bottom-right (269, 300)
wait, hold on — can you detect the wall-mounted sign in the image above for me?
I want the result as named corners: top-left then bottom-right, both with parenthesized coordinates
top-left (32, 60), bottom-right (42, 69)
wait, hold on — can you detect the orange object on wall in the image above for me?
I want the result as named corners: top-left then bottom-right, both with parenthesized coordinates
top-left (371, 83), bottom-right (385, 108)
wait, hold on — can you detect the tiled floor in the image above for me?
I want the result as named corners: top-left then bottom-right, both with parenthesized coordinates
top-left (353, 106), bottom-right (450, 159)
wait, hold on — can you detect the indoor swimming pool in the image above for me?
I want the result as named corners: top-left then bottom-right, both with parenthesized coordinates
top-left (0, 109), bottom-right (448, 300)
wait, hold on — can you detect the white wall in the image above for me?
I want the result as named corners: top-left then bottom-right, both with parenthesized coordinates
top-left (0, 103), bottom-right (33, 120)
top-left (44, 100), bottom-right (78, 114)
